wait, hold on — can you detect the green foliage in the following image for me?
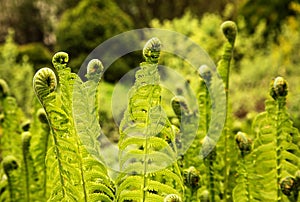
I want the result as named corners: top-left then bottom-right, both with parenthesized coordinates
top-left (0, 30), bottom-right (34, 115)
top-left (232, 77), bottom-right (300, 202)
top-left (116, 37), bottom-right (183, 201)
top-left (55, 0), bottom-right (133, 72)
top-left (18, 43), bottom-right (52, 72)
top-left (1, 19), bottom-right (300, 202)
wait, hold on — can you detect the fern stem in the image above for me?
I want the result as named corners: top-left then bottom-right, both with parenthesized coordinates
top-left (51, 131), bottom-right (66, 197)
top-left (276, 97), bottom-right (285, 201)
top-left (22, 132), bottom-right (31, 202)
top-left (217, 21), bottom-right (237, 202)
top-left (77, 143), bottom-right (88, 202)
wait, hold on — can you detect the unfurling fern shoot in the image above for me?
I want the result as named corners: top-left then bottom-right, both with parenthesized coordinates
top-left (252, 76), bottom-right (300, 201)
top-left (217, 21), bottom-right (237, 202)
top-left (117, 37), bottom-right (183, 201)
top-left (232, 132), bottom-right (253, 202)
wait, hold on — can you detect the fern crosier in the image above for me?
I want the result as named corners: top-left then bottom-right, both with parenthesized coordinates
top-left (117, 37), bottom-right (183, 202)
top-left (73, 59), bottom-right (115, 202)
top-left (2, 155), bottom-right (21, 201)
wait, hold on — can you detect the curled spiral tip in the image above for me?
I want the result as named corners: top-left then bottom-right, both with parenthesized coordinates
top-left (0, 79), bottom-right (10, 99)
top-left (221, 21), bottom-right (237, 45)
top-left (37, 108), bottom-right (48, 124)
top-left (164, 194), bottom-right (182, 202)
top-left (280, 177), bottom-right (295, 196)
top-left (33, 67), bottom-right (57, 102)
top-left (143, 37), bottom-right (161, 63)
top-left (2, 155), bottom-right (19, 174)
top-left (87, 59), bottom-right (104, 75)
top-left (171, 95), bottom-right (190, 117)
top-left (198, 64), bottom-right (212, 82)
top-left (270, 76), bottom-right (288, 100)
top-left (183, 166), bottom-right (201, 189)
top-left (235, 131), bottom-right (252, 156)
top-left (22, 131), bottom-right (32, 149)
top-left (52, 52), bottom-right (69, 70)
top-left (21, 120), bottom-right (31, 131)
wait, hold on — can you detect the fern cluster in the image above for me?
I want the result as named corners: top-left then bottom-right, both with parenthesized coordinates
top-left (0, 20), bottom-right (300, 202)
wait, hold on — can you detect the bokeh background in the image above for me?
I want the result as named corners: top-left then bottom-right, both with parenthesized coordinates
top-left (1, 0), bottom-right (300, 137)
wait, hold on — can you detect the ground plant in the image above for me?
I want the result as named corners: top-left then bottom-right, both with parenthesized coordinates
top-left (0, 21), bottom-right (300, 202)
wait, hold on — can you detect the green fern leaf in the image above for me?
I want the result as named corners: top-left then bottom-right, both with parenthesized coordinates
top-left (116, 38), bottom-right (183, 202)
top-left (251, 77), bottom-right (300, 201)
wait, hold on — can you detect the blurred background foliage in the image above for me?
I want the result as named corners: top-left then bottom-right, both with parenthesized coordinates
top-left (1, 0), bottom-right (300, 131)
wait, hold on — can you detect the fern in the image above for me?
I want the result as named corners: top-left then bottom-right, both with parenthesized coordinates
top-left (216, 21), bottom-right (237, 202)
top-left (232, 131), bottom-right (254, 202)
top-left (1, 155), bottom-right (21, 201)
top-left (0, 95), bottom-right (22, 159)
top-left (30, 108), bottom-right (51, 198)
top-left (21, 131), bottom-right (40, 201)
top-left (33, 67), bottom-right (82, 201)
top-left (116, 37), bottom-right (183, 201)
top-left (73, 58), bottom-right (115, 201)
top-left (251, 76), bottom-right (300, 201)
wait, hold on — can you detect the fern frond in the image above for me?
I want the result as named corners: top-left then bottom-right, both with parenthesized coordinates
top-left (30, 108), bottom-right (51, 198)
top-left (33, 67), bottom-right (82, 201)
top-left (251, 77), bottom-right (300, 201)
top-left (21, 131), bottom-right (40, 201)
top-left (116, 38), bottom-right (183, 201)
top-left (1, 96), bottom-right (22, 159)
top-left (2, 155), bottom-right (22, 201)
top-left (73, 59), bottom-right (115, 201)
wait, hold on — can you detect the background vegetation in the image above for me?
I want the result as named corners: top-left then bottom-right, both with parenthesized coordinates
top-left (0, 0), bottom-right (300, 201)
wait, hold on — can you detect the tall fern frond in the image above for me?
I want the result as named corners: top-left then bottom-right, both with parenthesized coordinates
top-left (30, 108), bottom-right (51, 198)
top-left (116, 37), bottom-right (183, 202)
top-left (216, 21), bottom-right (237, 202)
top-left (73, 59), bottom-right (115, 201)
top-left (21, 131), bottom-right (40, 201)
top-left (33, 67), bottom-right (81, 201)
top-left (251, 77), bottom-right (300, 201)
top-left (232, 132), bottom-right (254, 202)
top-left (1, 96), bottom-right (22, 159)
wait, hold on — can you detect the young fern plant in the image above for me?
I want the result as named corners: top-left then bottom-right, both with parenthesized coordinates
top-left (30, 108), bottom-right (51, 198)
top-left (116, 37), bottom-right (183, 201)
top-left (216, 21), bottom-right (237, 202)
top-left (251, 76), bottom-right (300, 201)
top-left (232, 131), bottom-right (254, 202)
top-left (0, 79), bottom-right (22, 160)
top-left (1, 155), bottom-right (21, 201)
top-left (33, 53), bottom-right (115, 202)
top-left (73, 59), bottom-right (116, 202)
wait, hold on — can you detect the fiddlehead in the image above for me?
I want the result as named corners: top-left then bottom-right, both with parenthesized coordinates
top-left (164, 194), bottom-right (182, 202)
top-left (52, 51), bottom-right (69, 71)
top-left (33, 67), bottom-right (57, 104)
top-left (183, 166), bottom-right (200, 201)
top-left (2, 155), bottom-right (21, 201)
